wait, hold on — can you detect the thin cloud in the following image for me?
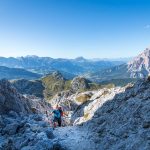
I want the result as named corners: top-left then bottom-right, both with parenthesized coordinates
top-left (144, 24), bottom-right (150, 29)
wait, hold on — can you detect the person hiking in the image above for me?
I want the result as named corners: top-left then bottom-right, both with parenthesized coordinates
top-left (52, 105), bottom-right (63, 128)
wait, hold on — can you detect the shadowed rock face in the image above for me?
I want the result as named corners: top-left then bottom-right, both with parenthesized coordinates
top-left (0, 79), bottom-right (65, 150)
top-left (11, 79), bottom-right (45, 98)
top-left (0, 79), bottom-right (54, 115)
top-left (0, 79), bottom-right (32, 115)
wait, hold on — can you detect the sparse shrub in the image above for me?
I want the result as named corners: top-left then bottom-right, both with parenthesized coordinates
top-left (84, 113), bottom-right (90, 120)
top-left (76, 94), bottom-right (91, 103)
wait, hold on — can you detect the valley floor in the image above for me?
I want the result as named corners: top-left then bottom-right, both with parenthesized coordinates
top-left (53, 126), bottom-right (99, 150)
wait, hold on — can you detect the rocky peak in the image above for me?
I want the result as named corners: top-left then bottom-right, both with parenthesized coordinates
top-left (128, 47), bottom-right (150, 78)
top-left (75, 57), bottom-right (86, 62)
top-left (25, 55), bottom-right (39, 58)
top-left (51, 71), bottom-right (65, 80)
top-left (71, 77), bottom-right (90, 92)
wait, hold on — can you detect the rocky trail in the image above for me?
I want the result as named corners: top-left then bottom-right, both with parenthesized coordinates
top-left (53, 126), bottom-right (99, 150)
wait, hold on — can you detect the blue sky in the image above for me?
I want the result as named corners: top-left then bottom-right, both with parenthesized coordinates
top-left (0, 0), bottom-right (150, 58)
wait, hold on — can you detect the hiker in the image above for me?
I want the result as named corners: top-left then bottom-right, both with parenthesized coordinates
top-left (52, 105), bottom-right (63, 128)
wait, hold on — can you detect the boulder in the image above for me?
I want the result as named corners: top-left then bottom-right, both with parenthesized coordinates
top-left (2, 122), bottom-right (19, 135)
top-left (44, 128), bottom-right (54, 139)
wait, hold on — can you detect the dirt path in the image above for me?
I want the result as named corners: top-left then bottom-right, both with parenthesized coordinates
top-left (53, 126), bottom-right (99, 150)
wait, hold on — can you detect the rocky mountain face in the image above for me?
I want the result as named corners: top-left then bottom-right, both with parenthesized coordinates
top-left (128, 48), bottom-right (150, 78)
top-left (0, 66), bottom-right (41, 80)
top-left (10, 71), bottom-right (68, 100)
top-left (82, 78), bottom-right (150, 149)
top-left (84, 64), bottom-right (130, 83)
top-left (50, 81), bottom-right (115, 121)
top-left (8, 71), bottom-right (105, 101)
top-left (41, 71), bottom-right (105, 101)
top-left (0, 79), bottom-right (32, 115)
top-left (0, 79), bottom-right (53, 115)
top-left (71, 77), bottom-right (90, 92)
top-left (42, 71), bottom-right (70, 100)
top-left (0, 79), bottom-right (65, 150)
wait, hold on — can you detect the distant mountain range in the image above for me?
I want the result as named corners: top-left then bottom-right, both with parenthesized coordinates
top-left (1, 47), bottom-right (150, 83)
top-left (0, 56), bottom-right (126, 79)
top-left (91, 57), bottom-right (133, 62)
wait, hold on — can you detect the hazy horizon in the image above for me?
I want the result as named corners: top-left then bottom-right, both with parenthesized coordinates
top-left (0, 0), bottom-right (150, 58)
top-left (0, 54), bottom-right (134, 60)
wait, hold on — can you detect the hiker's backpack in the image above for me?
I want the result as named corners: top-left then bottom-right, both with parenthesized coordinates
top-left (58, 107), bottom-right (63, 117)
top-left (53, 110), bottom-right (61, 118)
